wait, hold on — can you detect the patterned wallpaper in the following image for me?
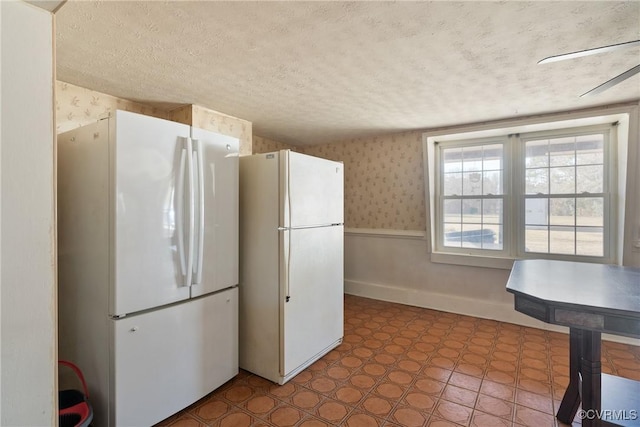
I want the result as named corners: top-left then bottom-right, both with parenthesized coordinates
top-left (56, 81), bottom-right (169, 134)
top-left (252, 135), bottom-right (296, 154)
top-left (56, 81), bottom-right (253, 155)
top-left (300, 131), bottom-right (426, 231)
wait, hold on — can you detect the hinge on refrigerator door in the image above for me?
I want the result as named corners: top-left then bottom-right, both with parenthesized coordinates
top-left (286, 296), bottom-right (290, 302)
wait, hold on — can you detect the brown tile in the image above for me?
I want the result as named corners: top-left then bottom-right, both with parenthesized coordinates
top-left (454, 363), bottom-right (485, 378)
top-left (194, 398), bottom-right (230, 422)
top-left (315, 399), bottom-right (351, 423)
top-left (326, 365), bottom-right (351, 381)
top-left (430, 357), bottom-right (457, 370)
top-left (297, 416), bottom-right (332, 427)
top-left (474, 394), bottom-right (513, 420)
top-left (344, 411), bottom-right (383, 427)
top-left (373, 352), bottom-right (398, 365)
top-left (291, 371), bottom-right (313, 385)
top-left (290, 389), bottom-right (323, 410)
top-left (448, 372), bottom-right (482, 392)
top-left (386, 369), bottom-right (414, 386)
top-left (397, 359), bottom-right (422, 373)
top-left (470, 411), bottom-right (510, 427)
top-left (243, 395), bottom-right (277, 416)
top-left (403, 391), bottom-right (438, 411)
top-left (373, 381), bottom-right (406, 400)
top-left (268, 404), bottom-right (303, 427)
top-left (217, 410), bottom-right (254, 427)
top-left (341, 356), bottom-right (365, 369)
top-left (484, 369), bottom-right (516, 386)
top-left (389, 405), bottom-right (428, 427)
top-left (359, 395), bottom-right (395, 417)
top-left (426, 417), bottom-right (460, 427)
top-left (268, 382), bottom-right (299, 400)
top-left (517, 378), bottom-right (551, 396)
top-left (479, 380), bottom-right (515, 401)
top-left (513, 405), bottom-right (555, 426)
top-left (350, 373), bottom-right (378, 390)
top-left (441, 384), bottom-right (478, 407)
top-left (309, 377), bottom-right (338, 394)
top-left (515, 389), bottom-right (553, 414)
top-left (334, 385), bottom-right (366, 406)
top-left (167, 414), bottom-right (207, 427)
top-left (222, 385), bottom-right (255, 403)
top-left (433, 400), bottom-right (473, 425)
top-left (362, 363), bottom-right (387, 377)
top-left (412, 377), bottom-right (446, 396)
top-left (423, 366), bottom-right (452, 382)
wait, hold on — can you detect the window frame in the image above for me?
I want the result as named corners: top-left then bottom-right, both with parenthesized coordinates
top-left (423, 110), bottom-right (640, 269)
top-left (434, 135), bottom-right (512, 258)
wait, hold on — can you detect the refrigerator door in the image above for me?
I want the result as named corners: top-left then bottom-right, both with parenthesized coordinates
top-left (280, 225), bottom-right (344, 379)
top-left (281, 151), bottom-right (344, 228)
top-left (111, 288), bottom-right (239, 427)
top-left (111, 111), bottom-right (192, 316)
top-left (189, 128), bottom-right (239, 297)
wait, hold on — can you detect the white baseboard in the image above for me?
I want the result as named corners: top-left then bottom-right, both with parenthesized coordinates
top-left (344, 279), bottom-right (640, 346)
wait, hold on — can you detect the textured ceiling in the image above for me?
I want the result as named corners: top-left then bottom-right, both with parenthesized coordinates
top-left (56, 1), bottom-right (640, 146)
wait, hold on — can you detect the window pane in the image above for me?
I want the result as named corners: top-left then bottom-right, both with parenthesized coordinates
top-left (550, 198), bottom-right (575, 226)
top-left (525, 198), bottom-right (548, 225)
top-left (443, 199), bottom-right (462, 223)
top-left (526, 168), bottom-right (548, 194)
top-left (550, 167), bottom-right (575, 194)
top-left (444, 172), bottom-right (462, 195)
top-left (549, 137), bottom-right (575, 167)
top-left (576, 227), bottom-right (604, 256)
top-left (444, 223), bottom-right (462, 247)
top-left (525, 140), bottom-right (549, 168)
top-left (483, 170), bottom-right (502, 195)
top-left (550, 226), bottom-right (575, 254)
top-left (463, 172), bottom-right (483, 195)
top-left (576, 165), bottom-right (603, 193)
top-left (443, 148), bottom-right (463, 173)
top-left (462, 146), bottom-right (482, 172)
top-left (482, 224), bottom-right (502, 250)
top-left (483, 144), bottom-right (503, 171)
top-left (525, 226), bottom-right (548, 253)
top-left (576, 198), bottom-right (603, 227)
top-left (576, 134), bottom-right (604, 165)
top-left (462, 223), bottom-right (485, 248)
top-left (482, 199), bottom-right (502, 224)
top-left (462, 199), bottom-right (481, 223)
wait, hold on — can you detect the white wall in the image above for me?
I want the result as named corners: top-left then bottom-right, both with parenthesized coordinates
top-left (0, 1), bottom-right (57, 425)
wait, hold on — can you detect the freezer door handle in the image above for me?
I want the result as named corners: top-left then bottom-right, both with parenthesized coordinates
top-left (176, 146), bottom-right (188, 278)
top-left (192, 139), bottom-right (205, 285)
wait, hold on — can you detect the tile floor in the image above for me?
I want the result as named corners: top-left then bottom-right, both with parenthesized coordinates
top-left (156, 295), bottom-right (640, 427)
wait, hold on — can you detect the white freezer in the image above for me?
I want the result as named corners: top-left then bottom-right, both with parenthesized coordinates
top-left (239, 150), bottom-right (344, 384)
top-left (112, 289), bottom-right (238, 427)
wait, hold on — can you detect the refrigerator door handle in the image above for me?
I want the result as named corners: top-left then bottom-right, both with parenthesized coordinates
top-left (176, 146), bottom-right (188, 278)
top-left (192, 139), bottom-right (205, 285)
top-left (184, 137), bottom-right (195, 287)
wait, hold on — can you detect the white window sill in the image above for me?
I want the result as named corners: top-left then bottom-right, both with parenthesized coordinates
top-left (430, 251), bottom-right (514, 270)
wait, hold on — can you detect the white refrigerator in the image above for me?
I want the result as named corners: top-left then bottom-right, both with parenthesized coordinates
top-left (58, 110), bottom-right (239, 426)
top-left (239, 150), bottom-right (344, 384)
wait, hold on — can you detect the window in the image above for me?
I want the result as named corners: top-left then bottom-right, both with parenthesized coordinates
top-left (431, 123), bottom-right (617, 264)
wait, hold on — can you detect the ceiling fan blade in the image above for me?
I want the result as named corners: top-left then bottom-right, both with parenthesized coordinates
top-left (538, 39), bottom-right (640, 64)
top-left (580, 64), bottom-right (640, 97)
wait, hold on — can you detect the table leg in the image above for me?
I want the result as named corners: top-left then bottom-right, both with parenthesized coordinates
top-left (581, 330), bottom-right (602, 427)
top-left (557, 328), bottom-right (582, 423)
